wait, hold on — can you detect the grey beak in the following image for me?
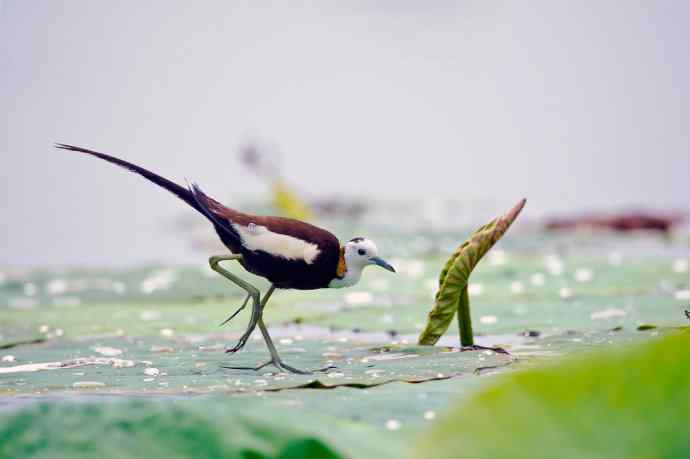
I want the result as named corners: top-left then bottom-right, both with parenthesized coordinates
top-left (369, 257), bottom-right (396, 273)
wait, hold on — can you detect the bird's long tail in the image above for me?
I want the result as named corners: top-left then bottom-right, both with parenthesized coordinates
top-left (54, 143), bottom-right (206, 216)
top-left (55, 143), bottom-right (262, 349)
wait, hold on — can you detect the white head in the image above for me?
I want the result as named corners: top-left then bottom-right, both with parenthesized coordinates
top-left (329, 237), bottom-right (395, 289)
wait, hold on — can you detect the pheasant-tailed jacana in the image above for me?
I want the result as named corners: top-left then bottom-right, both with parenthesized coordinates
top-left (55, 144), bottom-right (396, 374)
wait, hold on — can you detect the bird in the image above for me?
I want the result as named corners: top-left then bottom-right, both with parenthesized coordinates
top-left (55, 143), bottom-right (396, 374)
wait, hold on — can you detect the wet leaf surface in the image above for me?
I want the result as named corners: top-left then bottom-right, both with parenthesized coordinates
top-left (0, 335), bottom-right (514, 395)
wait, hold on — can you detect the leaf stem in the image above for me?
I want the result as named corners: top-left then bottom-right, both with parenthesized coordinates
top-left (457, 286), bottom-right (474, 346)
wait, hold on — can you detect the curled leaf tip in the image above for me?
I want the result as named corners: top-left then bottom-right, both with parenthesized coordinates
top-left (499, 198), bottom-right (527, 228)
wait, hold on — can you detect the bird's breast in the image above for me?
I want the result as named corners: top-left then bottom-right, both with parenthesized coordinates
top-left (240, 247), bottom-right (338, 290)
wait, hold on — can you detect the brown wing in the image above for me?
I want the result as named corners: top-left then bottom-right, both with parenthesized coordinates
top-left (190, 183), bottom-right (341, 263)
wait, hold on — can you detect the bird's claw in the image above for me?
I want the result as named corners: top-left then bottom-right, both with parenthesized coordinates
top-left (274, 361), bottom-right (312, 375)
top-left (222, 359), bottom-right (334, 375)
top-left (225, 334), bottom-right (251, 354)
top-left (225, 325), bottom-right (255, 353)
top-left (222, 359), bottom-right (310, 374)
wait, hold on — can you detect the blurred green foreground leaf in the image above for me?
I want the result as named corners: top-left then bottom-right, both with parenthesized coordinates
top-left (0, 399), bottom-right (400, 459)
top-left (414, 329), bottom-right (690, 459)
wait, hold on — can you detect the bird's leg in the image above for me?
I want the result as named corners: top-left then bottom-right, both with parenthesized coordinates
top-left (255, 315), bottom-right (311, 375)
top-left (255, 318), bottom-right (334, 374)
top-left (209, 259), bottom-right (328, 374)
top-left (224, 285), bottom-right (322, 375)
top-left (208, 255), bottom-right (262, 353)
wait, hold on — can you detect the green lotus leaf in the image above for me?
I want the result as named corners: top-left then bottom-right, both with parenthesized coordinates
top-left (414, 329), bottom-right (690, 459)
top-left (0, 399), bottom-right (349, 459)
top-left (0, 335), bottom-right (513, 396)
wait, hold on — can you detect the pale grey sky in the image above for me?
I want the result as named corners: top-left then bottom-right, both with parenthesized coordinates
top-left (2, 1), bottom-right (689, 267)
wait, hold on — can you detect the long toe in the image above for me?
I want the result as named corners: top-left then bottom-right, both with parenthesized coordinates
top-left (225, 340), bottom-right (247, 353)
top-left (219, 295), bottom-right (251, 327)
top-left (226, 329), bottom-right (254, 353)
top-left (218, 308), bottom-right (243, 327)
top-left (225, 343), bottom-right (244, 353)
top-left (312, 363), bottom-right (338, 373)
top-left (221, 365), bottom-right (257, 371)
top-left (275, 361), bottom-right (312, 375)
top-left (221, 360), bottom-right (272, 371)
top-left (221, 359), bottom-right (310, 374)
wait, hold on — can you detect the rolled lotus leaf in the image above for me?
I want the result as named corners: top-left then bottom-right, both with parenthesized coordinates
top-left (418, 198), bottom-right (526, 346)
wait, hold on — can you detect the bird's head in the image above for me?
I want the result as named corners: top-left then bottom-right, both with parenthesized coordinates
top-left (328, 237), bottom-right (395, 289)
top-left (343, 237), bottom-right (396, 273)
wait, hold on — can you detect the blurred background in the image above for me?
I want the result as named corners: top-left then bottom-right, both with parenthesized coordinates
top-left (2, 1), bottom-right (689, 268)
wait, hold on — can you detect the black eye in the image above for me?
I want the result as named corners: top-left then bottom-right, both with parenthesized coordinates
top-left (358, 249), bottom-right (366, 256)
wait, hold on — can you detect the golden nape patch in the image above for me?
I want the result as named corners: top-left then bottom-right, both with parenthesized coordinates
top-left (336, 247), bottom-right (347, 278)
